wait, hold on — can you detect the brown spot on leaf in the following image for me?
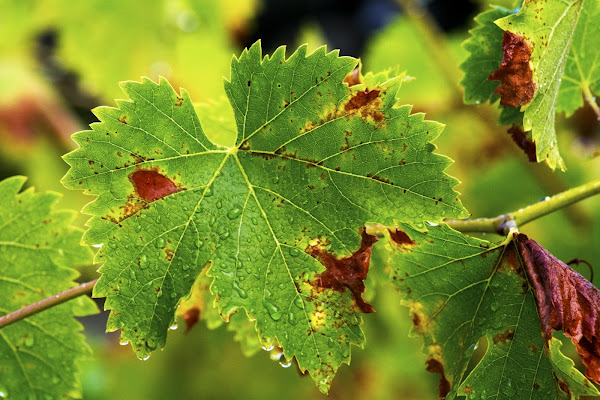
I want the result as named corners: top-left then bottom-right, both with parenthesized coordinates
top-left (388, 228), bottom-right (417, 250)
top-left (344, 89), bottom-right (384, 122)
top-left (307, 229), bottom-right (377, 313)
top-left (425, 351), bottom-right (451, 399)
top-left (182, 307), bottom-right (200, 333)
top-left (516, 233), bottom-right (600, 383)
top-left (508, 125), bottom-right (537, 162)
top-left (493, 329), bottom-right (515, 344)
top-left (165, 248), bottom-right (174, 261)
top-left (129, 168), bottom-right (184, 202)
top-left (118, 115), bottom-right (128, 124)
top-left (175, 96), bottom-right (184, 107)
top-left (488, 31), bottom-right (536, 107)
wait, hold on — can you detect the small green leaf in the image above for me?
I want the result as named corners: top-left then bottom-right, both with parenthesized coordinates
top-left (495, 0), bottom-right (585, 170)
top-left (0, 176), bottom-right (97, 400)
top-left (387, 224), bottom-right (598, 400)
top-left (62, 42), bottom-right (467, 392)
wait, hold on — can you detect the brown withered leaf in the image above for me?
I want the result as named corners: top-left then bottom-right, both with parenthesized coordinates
top-left (517, 233), bottom-right (600, 383)
top-left (488, 31), bottom-right (536, 107)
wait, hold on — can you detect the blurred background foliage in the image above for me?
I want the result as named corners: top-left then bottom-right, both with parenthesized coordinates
top-left (1, 0), bottom-right (599, 398)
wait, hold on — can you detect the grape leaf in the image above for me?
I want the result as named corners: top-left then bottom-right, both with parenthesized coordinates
top-left (494, 0), bottom-right (584, 170)
top-left (0, 176), bottom-right (97, 400)
top-left (557, 0), bottom-right (600, 117)
top-left (387, 224), bottom-right (599, 400)
top-left (62, 42), bottom-right (467, 392)
top-left (460, 6), bottom-right (515, 105)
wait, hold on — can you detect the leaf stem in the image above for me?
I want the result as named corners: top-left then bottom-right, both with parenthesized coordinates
top-left (445, 178), bottom-right (600, 234)
top-left (0, 279), bottom-right (98, 330)
top-left (583, 85), bottom-right (600, 120)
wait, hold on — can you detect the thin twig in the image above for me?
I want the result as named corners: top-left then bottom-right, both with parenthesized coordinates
top-left (445, 178), bottom-right (600, 234)
top-left (0, 279), bottom-right (98, 330)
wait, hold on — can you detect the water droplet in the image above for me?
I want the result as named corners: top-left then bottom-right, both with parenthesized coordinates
top-left (280, 359), bottom-right (292, 368)
top-left (129, 270), bottom-right (136, 280)
top-left (216, 200), bottom-right (223, 209)
top-left (25, 335), bottom-right (34, 347)
top-left (134, 224), bottom-right (142, 232)
top-left (288, 310), bottom-right (297, 325)
top-left (204, 187), bottom-right (213, 197)
top-left (139, 255), bottom-right (148, 268)
top-left (170, 292), bottom-right (178, 299)
top-left (0, 388), bottom-right (7, 399)
top-left (270, 350), bottom-right (283, 361)
top-left (156, 237), bottom-right (166, 248)
top-left (108, 241), bottom-right (117, 249)
top-left (182, 264), bottom-right (189, 271)
top-left (263, 299), bottom-right (282, 320)
top-left (120, 341), bottom-right (129, 346)
top-left (251, 217), bottom-right (258, 225)
top-left (209, 216), bottom-right (216, 226)
top-left (220, 231), bottom-right (230, 240)
top-left (262, 344), bottom-right (274, 351)
top-left (288, 216), bottom-right (294, 224)
top-left (272, 176), bottom-right (279, 184)
top-left (169, 324), bottom-right (178, 330)
top-left (294, 296), bottom-right (303, 309)
top-left (233, 281), bottom-right (248, 298)
top-left (490, 301), bottom-right (499, 311)
top-left (289, 248), bottom-right (301, 257)
top-left (139, 355), bottom-right (151, 361)
top-left (227, 208), bottom-right (242, 219)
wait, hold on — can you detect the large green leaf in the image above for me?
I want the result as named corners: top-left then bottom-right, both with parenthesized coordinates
top-left (557, 0), bottom-right (600, 117)
top-left (494, 0), bottom-right (584, 170)
top-left (0, 176), bottom-right (97, 400)
top-left (62, 42), bottom-right (467, 392)
top-left (387, 223), bottom-right (599, 399)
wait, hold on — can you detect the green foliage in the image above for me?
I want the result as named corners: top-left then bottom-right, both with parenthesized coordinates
top-left (557, 0), bottom-right (600, 117)
top-left (0, 177), bottom-right (97, 400)
top-left (460, 6), bottom-right (515, 105)
top-left (387, 223), bottom-right (599, 400)
top-left (61, 41), bottom-right (467, 392)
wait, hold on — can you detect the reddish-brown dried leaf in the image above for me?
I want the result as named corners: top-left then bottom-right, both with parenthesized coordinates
top-left (343, 67), bottom-right (362, 87)
top-left (308, 229), bottom-right (377, 313)
top-left (488, 31), bottom-right (536, 107)
top-left (517, 233), bottom-right (600, 383)
top-left (508, 125), bottom-right (537, 162)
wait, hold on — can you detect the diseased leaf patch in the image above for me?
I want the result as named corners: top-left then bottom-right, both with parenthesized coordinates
top-left (387, 223), bottom-right (600, 399)
top-left (62, 41), bottom-right (467, 393)
top-left (507, 125), bottom-right (537, 162)
top-left (129, 168), bottom-right (184, 202)
top-left (488, 31), bottom-right (536, 108)
top-left (308, 229), bottom-right (377, 313)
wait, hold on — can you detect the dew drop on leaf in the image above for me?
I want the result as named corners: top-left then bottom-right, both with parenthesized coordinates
top-left (294, 296), bottom-right (303, 309)
top-left (227, 208), bottom-right (242, 219)
top-left (251, 217), bottom-right (258, 225)
top-left (120, 341), bottom-right (129, 346)
top-left (288, 310), bottom-right (297, 325)
top-left (129, 270), bottom-right (136, 280)
top-left (25, 335), bottom-right (34, 347)
top-left (280, 359), bottom-right (293, 368)
top-left (289, 248), bottom-right (301, 257)
top-left (216, 200), bottom-right (222, 209)
top-left (233, 281), bottom-right (248, 299)
top-left (155, 237), bottom-right (166, 248)
top-left (139, 255), bottom-right (148, 268)
top-left (169, 324), bottom-right (178, 330)
top-left (263, 299), bottom-right (282, 321)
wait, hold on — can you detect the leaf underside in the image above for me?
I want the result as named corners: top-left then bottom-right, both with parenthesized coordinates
top-left (387, 223), bottom-right (599, 400)
top-left (62, 41), bottom-right (467, 392)
top-left (0, 176), bottom-right (97, 400)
